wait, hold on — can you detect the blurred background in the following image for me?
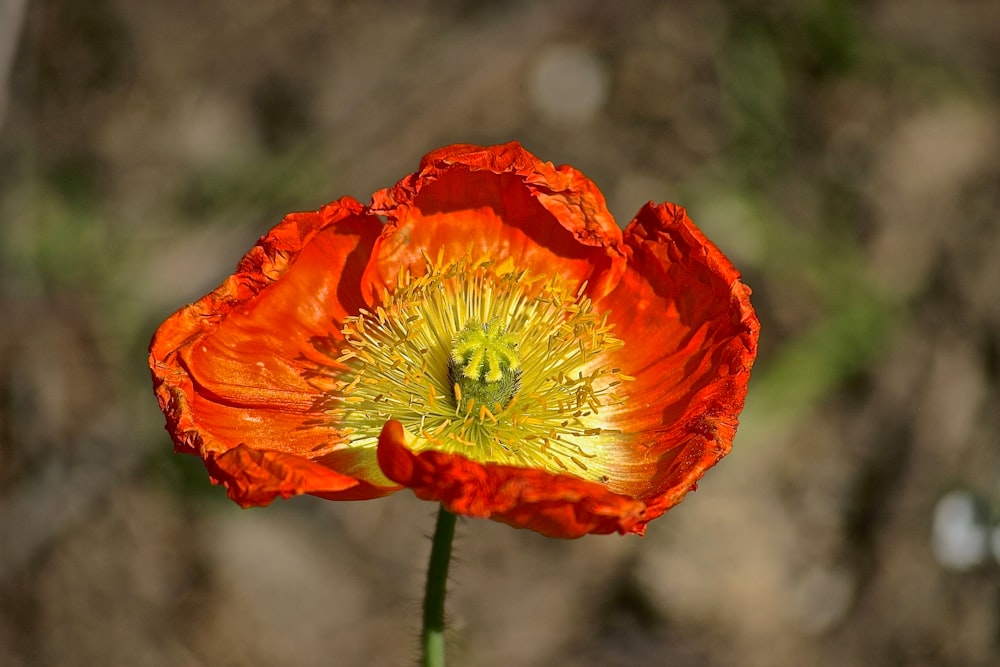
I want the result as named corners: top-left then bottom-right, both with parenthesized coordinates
top-left (1, 1), bottom-right (998, 665)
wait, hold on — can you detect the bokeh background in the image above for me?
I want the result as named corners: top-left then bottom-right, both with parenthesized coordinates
top-left (2, 1), bottom-right (999, 665)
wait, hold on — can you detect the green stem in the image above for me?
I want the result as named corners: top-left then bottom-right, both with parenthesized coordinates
top-left (422, 505), bottom-right (457, 667)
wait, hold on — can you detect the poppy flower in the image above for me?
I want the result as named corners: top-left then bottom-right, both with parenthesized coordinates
top-left (149, 142), bottom-right (759, 538)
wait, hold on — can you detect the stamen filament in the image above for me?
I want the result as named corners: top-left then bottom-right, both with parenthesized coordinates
top-left (325, 256), bottom-right (632, 483)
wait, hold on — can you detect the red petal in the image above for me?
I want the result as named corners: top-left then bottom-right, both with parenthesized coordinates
top-left (149, 197), bottom-right (401, 505)
top-left (595, 202), bottom-right (759, 526)
top-left (377, 420), bottom-right (649, 538)
top-left (206, 445), bottom-right (372, 506)
top-left (365, 142), bottom-right (626, 303)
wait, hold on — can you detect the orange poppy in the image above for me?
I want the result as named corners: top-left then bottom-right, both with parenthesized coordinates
top-left (149, 142), bottom-right (759, 538)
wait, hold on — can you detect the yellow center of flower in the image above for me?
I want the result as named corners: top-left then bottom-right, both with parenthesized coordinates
top-left (329, 253), bottom-right (631, 482)
top-left (450, 318), bottom-right (522, 411)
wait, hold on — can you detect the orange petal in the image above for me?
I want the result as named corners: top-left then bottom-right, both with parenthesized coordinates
top-left (149, 197), bottom-right (401, 505)
top-left (594, 202), bottom-right (759, 525)
top-left (377, 420), bottom-right (650, 538)
top-left (206, 445), bottom-right (379, 506)
top-left (365, 141), bottom-right (626, 304)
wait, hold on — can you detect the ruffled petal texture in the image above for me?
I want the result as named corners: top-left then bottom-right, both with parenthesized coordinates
top-left (595, 202), bottom-right (758, 529)
top-left (377, 421), bottom-right (648, 538)
top-left (366, 142), bottom-right (626, 302)
top-left (149, 142), bottom-right (759, 537)
top-left (150, 197), bottom-right (401, 505)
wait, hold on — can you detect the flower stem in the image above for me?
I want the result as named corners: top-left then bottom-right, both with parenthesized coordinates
top-left (422, 504), bottom-right (457, 667)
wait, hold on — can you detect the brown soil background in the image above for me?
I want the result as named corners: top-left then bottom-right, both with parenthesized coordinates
top-left (1, 1), bottom-right (999, 665)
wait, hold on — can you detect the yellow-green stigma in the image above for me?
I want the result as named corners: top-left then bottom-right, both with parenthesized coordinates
top-left (449, 318), bottom-right (521, 411)
top-left (325, 254), bottom-right (632, 484)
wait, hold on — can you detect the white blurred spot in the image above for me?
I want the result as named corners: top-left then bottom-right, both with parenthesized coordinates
top-left (692, 194), bottom-right (766, 268)
top-left (789, 565), bottom-right (855, 635)
top-left (991, 524), bottom-right (1000, 565)
top-left (612, 171), bottom-right (664, 225)
top-left (170, 92), bottom-right (255, 166)
top-left (528, 44), bottom-right (609, 125)
top-left (931, 490), bottom-right (988, 571)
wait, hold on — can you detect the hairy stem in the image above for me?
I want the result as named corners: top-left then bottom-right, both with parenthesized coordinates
top-left (422, 505), bottom-right (457, 667)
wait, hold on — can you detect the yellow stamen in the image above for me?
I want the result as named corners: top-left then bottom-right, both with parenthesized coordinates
top-left (325, 255), bottom-right (632, 483)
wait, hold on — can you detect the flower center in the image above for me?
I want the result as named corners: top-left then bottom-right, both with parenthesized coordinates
top-left (449, 318), bottom-right (522, 411)
top-left (326, 253), bottom-right (631, 483)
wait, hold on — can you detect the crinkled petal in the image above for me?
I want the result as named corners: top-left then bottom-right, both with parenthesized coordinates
top-left (377, 420), bottom-right (649, 538)
top-left (594, 202), bottom-right (759, 527)
top-left (206, 445), bottom-right (372, 507)
top-left (365, 142), bottom-right (626, 303)
top-left (149, 197), bottom-right (401, 505)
